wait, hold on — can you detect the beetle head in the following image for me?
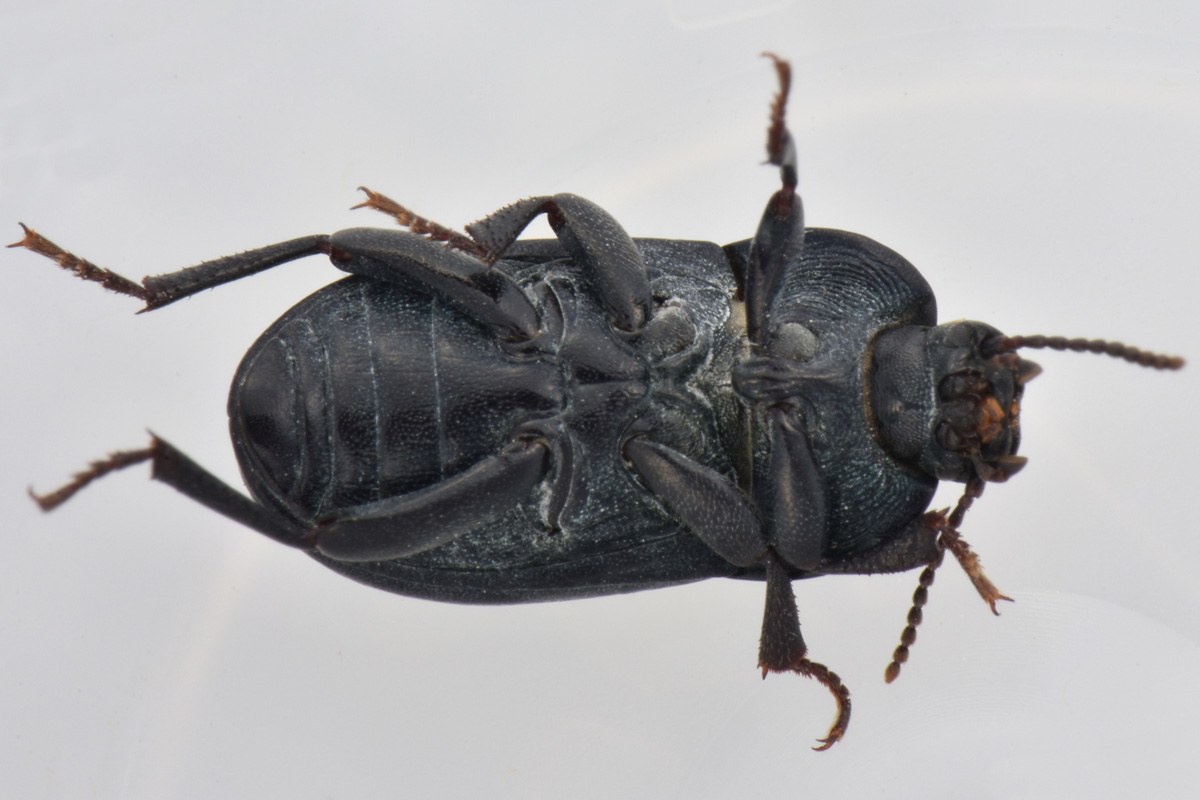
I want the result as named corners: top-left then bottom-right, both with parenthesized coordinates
top-left (879, 326), bottom-right (1181, 685)
top-left (923, 321), bottom-right (1040, 483)
top-left (873, 320), bottom-right (1184, 486)
top-left (871, 320), bottom-right (1039, 485)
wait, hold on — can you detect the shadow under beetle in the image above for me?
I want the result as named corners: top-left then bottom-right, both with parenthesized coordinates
top-left (13, 55), bottom-right (1184, 749)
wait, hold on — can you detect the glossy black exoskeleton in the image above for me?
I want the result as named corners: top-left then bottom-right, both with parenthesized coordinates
top-left (12, 55), bottom-right (1183, 749)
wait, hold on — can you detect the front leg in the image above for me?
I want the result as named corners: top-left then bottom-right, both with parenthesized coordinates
top-left (882, 481), bottom-right (1013, 683)
top-left (732, 352), bottom-right (843, 403)
top-left (807, 515), bottom-right (941, 578)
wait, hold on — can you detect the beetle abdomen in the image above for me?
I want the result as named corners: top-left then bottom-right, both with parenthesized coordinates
top-left (229, 276), bottom-right (561, 521)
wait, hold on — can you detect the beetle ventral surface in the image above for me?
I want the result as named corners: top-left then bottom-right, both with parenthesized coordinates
top-left (12, 55), bottom-right (1184, 752)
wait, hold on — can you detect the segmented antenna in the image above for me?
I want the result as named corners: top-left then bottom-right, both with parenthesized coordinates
top-left (984, 334), bottom-right (1184, 370)
top-left (884, 479), bottom-right (1012, 683)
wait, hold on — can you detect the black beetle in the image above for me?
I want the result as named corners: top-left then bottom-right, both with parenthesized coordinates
top-left (12, 55), bottom-right (1183, 749)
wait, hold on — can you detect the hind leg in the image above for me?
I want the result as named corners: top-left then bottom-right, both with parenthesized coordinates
top-left (30, 436), bottom-right (307, 548)
top-left (33, 433), bottom-right (551, 562)
top-left (311, 436), bottom-right (550, 562)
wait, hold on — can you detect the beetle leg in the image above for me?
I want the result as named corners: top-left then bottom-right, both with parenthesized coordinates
top-left (622, 432), bottom-right (848, 747)
top-left (939, 525), bottom-right (1012, 614)
top-left (621, 435), bottom-right (766, 567)
top-left (759, 552), bottom-right (852, 751)
top-left (882, 480), bottom-right (1011, 683)
top-left (9, 224), bottom-right (330, 312)
top-left (744, 54), bottom-right (805, 345)
top-left (465, 194), bottom-right (652, 332)
top-left (352, 187), bottom-right (489, 260)
top-left (764, 406), bottom-right (826, 570)
top-left (11, 220), bottom-right (542, 343)
top-left (927, 480), bottom-right (1011, 613)
top-left (34, 432), bottom-right (553, 561)
top-left (311, 437), bottom-right (551, 562)
top-left (762, 53), bottom-right (797, 195)
top-left (732, 353), bottom-right (841, 404)
top-left (357, 189), bottom-right (653, 331)
top-left (324, 227), bottom-right (541, 342)
top-left (31, 435), bottom-right (308, 549)
top-left (804, 515), bottom-right (941, 578)
top-left (744, 185), bottom-right (805, 346)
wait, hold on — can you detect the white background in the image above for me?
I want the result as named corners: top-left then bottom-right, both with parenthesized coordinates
top-left (2, 1), bottom-right (1198, 797)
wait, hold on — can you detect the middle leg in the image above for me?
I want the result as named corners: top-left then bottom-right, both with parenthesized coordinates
top-left (357, 188), bottom-right (653, 333)
top-left (621, 433), bottom-right (850, 749)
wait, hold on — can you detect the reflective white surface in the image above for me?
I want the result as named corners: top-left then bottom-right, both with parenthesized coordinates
top-left (2, 1), bottom-right (1198, 797)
